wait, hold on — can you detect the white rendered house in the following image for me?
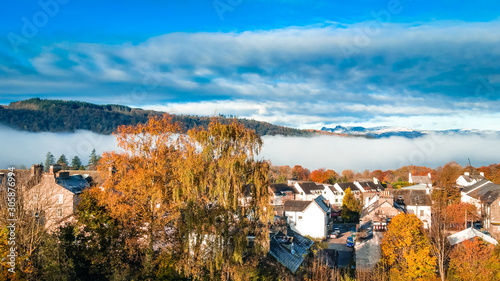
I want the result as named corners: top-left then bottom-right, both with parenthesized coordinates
top-left (284, 195), bottom-right (330, 239)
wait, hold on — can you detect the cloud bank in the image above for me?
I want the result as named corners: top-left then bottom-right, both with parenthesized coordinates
top-left (0, 126), bottom-right (118, 169)
top-left (1, 126), bottom-right (499, 173)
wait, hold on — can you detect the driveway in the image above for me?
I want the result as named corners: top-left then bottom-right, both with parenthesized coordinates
top-left (328, 226), bottom-right (354, 268)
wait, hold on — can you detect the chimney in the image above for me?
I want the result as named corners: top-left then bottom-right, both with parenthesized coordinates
top-left (57, 171), bottom-right (70, 179)
top-left (464, 172), bottom-right (470, 176)
top-left (31, 164), bottom-right (43, 177)
top-left (373, 177), bottom-right (379, 184)
top-left (50, 164), bottom-right (62, 175)
top-left (409, 173), bottom-right (412, 183)
top-left (428, 173), bottom-right (431, 179)
top-left (480, 172), bottom-right (485, 177)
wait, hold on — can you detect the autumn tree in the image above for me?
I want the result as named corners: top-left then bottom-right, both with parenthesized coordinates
top-left (434, 162), bottom-right (462, 204)
top-left (381, 213), bottom-right (436, 280)
top-left (445, 203), bottom-right (479, 230)
top-left (292, 165), bottom-right (310, 180)
top-left (96, 115), bottom-right (271, 280)
top-left (309, 168), bottom-right (337, 184)
top-left (428, 199), bottom-right (452, 281)
top-left (174, 118), bottom-right (271, 280)
top-left (448, 238), bottom-right (500, 281)
top-left (0, 169), bottom-right (51, 280)
top-left (341, 188), bottom-right (361, 222)
top-left (96, 115), bottom-right (183, 279)
top-left (341, 169), bottom-right (354, 182)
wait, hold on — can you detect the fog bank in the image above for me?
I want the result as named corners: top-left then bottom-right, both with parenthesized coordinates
top-left (1, 125), bottom-right (499, 172)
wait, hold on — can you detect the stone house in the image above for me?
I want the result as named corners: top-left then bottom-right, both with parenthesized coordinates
top-left (24, 164), bottom-right (90, 228)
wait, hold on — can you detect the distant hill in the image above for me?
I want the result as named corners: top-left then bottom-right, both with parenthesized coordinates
top-left (321, 125), bottom-right (500, 139)
top-left (0, 98), bottom-right (311, 137)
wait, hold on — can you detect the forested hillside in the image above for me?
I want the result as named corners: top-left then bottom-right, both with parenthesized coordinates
top-left (0, 98), bottom-right (311, 136)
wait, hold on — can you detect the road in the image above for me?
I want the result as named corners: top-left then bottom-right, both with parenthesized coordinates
top-left (328, 225), bottom-right (354, 268)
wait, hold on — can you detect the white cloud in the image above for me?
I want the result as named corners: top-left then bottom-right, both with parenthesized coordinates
top-left (0, 126), bottom-right (118, 169)
top-left (2, 126), bottom-right (500, 174)
top-left (260, 134), bottom-right (500, 172)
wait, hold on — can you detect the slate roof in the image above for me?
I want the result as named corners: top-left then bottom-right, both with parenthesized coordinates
top-left (268, 228), bottom-right (314, 273)
top-left (393, 189), bottom-right (432, 206)
top-left (284, 200), bottom-right (312, 212)
top-left (410, 175), bottom-right (432, 185)
top-left (462, 179), bottom-right (491, 194)
top-left (337, 182), bottom-right (361, 192)
top-left (270, 183), bottom-right (298, 195)
top-left (357, 181), bottom-right (385, 191)
top-left (447, 227), bottom-right (498, 246)
top-left (314, 195), bottom-right (330, 213)
top-left (460, 174), bottom-right (485, 183)
top-left (462, 180), bottom-right (500, 204)
top-left (297, 182), bottom-right (324, 194)
top-left (56, 174), bottom-right (89, 194)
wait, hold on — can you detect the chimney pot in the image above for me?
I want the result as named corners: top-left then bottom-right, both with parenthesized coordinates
top-left (31, 164), bottom-right (43, 177)
top-left (50, 164), bottom-right (62, 175)
top-left (464, 172), bottom-right (470, 176)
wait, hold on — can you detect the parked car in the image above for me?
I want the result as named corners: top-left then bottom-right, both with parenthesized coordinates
top-left (333, 227), bottom-right (340, 234)
top-left (346, 236), bottom-right (355, 247)
top-left (330, 232), bottom-right (338, 239)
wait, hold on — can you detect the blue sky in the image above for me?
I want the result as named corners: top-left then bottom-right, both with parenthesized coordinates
top-left (1, 0), bottom-right (500, 130)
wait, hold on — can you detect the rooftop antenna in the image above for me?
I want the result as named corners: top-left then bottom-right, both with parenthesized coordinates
top-left (468, 158), bottom-right (473, 174)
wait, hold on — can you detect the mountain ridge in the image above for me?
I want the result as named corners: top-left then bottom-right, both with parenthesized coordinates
top-left (321, 125), bottom-right (500, 139)
top-left (0, 98), bottom-right (311, 137)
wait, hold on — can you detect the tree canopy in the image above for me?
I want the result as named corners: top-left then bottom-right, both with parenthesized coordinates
top-left (94, 114), bottom-right (271, 280)
top-left (381, 213), bottom-right (436, 281)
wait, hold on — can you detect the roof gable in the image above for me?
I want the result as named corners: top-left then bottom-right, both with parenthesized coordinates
top-left (313, 195), bottom-right (330, 213)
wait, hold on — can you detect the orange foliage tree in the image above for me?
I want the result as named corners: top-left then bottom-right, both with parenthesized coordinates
top-left (445, 203), bottom-right (480, 230)
top-left (97, 115), bottom-right (271, 280)
top-left (381, 213), bottom-right (436, 280)
top-left (448, 238), bottom-right (500, 281)
top-left (292, 165), bottom-right (310, 180)
top-left (309, 168), bottom-right (337, 184)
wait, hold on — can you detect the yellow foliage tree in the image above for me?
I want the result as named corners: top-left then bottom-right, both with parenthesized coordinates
top-left (381, 213), bottom-right (436, 280)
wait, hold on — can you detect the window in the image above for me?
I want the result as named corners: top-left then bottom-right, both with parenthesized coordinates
top-left (57, 194), bottom-right (63, 204)
top-left (298, 216), bottom-right (303, 220)
top-left (57, 208), bottom-right (63, 217)
top-left (420, 210), bottom-right (424, 217)
top-left (301, 192), bottom-right (304, 195)
top-left (335, 199), bottom-right (338, 203)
